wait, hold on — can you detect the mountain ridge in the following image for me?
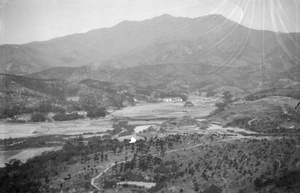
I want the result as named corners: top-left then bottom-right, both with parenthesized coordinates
top-left (1, 14), bottom-right (299, 75)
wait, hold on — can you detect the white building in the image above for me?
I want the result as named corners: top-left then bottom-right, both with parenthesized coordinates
top-left (66, 96), bottom-right (80, 102)
top-left (163, 97), bottom-right (183, 102)
top-left (70, 111), bottom-right (87, 116)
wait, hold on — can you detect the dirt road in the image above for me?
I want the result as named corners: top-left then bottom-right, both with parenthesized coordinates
top-left (90, 135), bottom-right (245, 191)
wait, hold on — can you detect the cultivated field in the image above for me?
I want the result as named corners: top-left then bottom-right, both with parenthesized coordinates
top-left (112, 95), bottom-right (217, 119)
top-left (205, 124), bottom-right (258, 134)
top-left (0, 146), bottom-right (62, 167)
top-left (0, 150), bottom-right (22, 167)
top-left (0, 118), bottom-right (114, 139)
top-left (134, 125), bottom-right (153, 133)
top-left (127, 120), bottom-right (164, 125)
top-left (1, 95), bottom-right (219, 140)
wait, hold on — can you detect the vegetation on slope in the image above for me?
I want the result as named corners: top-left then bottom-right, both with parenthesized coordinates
top-left (245, 85), bottom-right (300, 101)
top-left (209, 96), bottom-right (300, 133)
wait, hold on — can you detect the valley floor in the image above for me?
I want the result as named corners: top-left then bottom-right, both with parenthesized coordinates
top-left (1, 95), bottom-right (300, 193)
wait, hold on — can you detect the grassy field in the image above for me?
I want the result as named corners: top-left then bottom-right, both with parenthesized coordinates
top-left (0, 150), bottom-right (22, 167)
top-left (0, 146), bottom-right (62, 167)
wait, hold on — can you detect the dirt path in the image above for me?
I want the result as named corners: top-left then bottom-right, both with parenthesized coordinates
top-left (90, 135), bottom-right (245, 191)
top-left (111, 127), bottom-right (127, 139)
top-left (91, 159), bottom-right (130, 191)
top-left (248, 118), bottom-right (256, 126)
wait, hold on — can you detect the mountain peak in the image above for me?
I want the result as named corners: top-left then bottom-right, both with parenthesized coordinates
top-left (152, 14), bottom-right (176, 21)
top-left (158, 14), bottom-right (174, 18)
top-left (201, 14), bottom-right (231, 22)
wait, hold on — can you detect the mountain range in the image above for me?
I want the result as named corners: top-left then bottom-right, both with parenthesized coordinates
top-left (1, 14), bottom-right (299, 73)
top-left (1, 14), bottom-right (300, 102)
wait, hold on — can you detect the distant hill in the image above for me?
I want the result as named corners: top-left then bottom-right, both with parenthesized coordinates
top-left (1, 72), bottom-right (183, 118)
top-left (27, 67), bottom-right (77, 80)
top-left (208, 96), bottom-right (300, 133)
top-left (1, 14), bottom-right (299, 77)
top-left (0, 73), bottom-right (65, 99)
top-left (0, 73), bottom-right (137, 117)
top-left (26, 59), bottom-right (298, 100)
top-left (245, 85), bottom-right (300, 101)
top-left (1, 14), bottom-right (300, 108)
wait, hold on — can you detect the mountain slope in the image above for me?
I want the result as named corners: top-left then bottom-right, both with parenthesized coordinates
top-left (0, 14), bottom-right (202, 74)
top-left (2, 14), bottom-right (299, 75)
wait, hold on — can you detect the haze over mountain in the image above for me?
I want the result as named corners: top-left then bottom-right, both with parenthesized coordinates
top-left (1, 14), bottom-right (299, 78)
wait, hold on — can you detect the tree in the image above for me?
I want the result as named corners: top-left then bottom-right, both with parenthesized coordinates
top-left (4, 106), bottom-right (21, 117)
top-left (202, 184), bottom-right (223, 193)
top-left (31, 112), bottom-right (46, 122)
top-left (101, 153), bottom-right (104, 162)
top-left (87, 107), bottom-right (106, 118)
top-left (37, 102), bottom-right (52, 112)
top-left (53, 112), bottom-right (83, 121)
top-left (222, 91), bottom-right (234, 103)
top-left (119, 163), bottom-right (124, 173)
top-left (184, 101), bottom-right (194, 107)
top-left (94, 153), bottom-right (99, 163)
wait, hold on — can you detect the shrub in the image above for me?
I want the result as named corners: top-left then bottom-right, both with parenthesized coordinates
top-left (222, 91), bottom-right (234, 103)
top-left (0, 114), bottom-right (7, 119)
top-left (87, 107), bottom-right (106, 118)
top-left (53, 112), bottom-right (83, 121)
top-left (206, 91), bottom-right (217, 97)
top-left (202, 184), bottom-right (223, 193)
top-left (3, 106), bottom-right (21, 118)
top-left (31, 113), bottom-right (46, 122)
top-left (209, 102), bottom-right (227, 116)
top-left (275, 170), bottom-right (300, 189)
top-left (103, 180), bottom-right (116, 189)
top-left (148, 182), bottom-right (165, 193)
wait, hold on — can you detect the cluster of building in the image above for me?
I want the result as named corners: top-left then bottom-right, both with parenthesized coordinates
top-left (161, 97), bottom-right (183, 103)
top-left (66, 96), bottom-right (80, 102)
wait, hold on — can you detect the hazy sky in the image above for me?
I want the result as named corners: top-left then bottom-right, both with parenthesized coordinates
top-left (0, 0), bottom-right (299, 45)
